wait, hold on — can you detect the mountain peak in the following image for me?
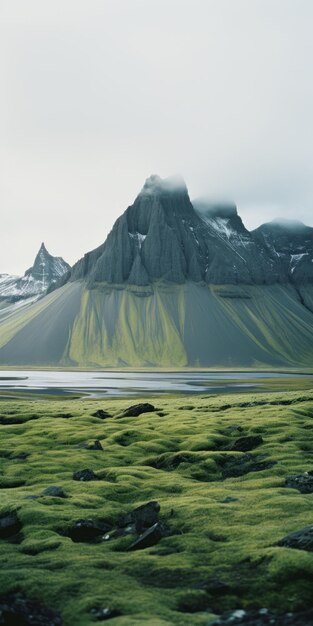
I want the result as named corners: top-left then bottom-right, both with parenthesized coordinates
top-left (140, 174), bottom-right (188, 197)
top-left (0, 244), bottom-right (70, 306)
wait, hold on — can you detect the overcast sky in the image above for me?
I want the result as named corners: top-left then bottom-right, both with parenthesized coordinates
top-left (1, 0), bottom-right (313, 274)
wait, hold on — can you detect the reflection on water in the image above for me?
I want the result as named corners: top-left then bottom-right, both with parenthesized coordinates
top-left (0, 370), bottom-right (310, 399)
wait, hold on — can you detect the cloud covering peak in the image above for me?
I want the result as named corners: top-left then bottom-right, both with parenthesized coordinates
top-left (140, 175), bottom-right (188, 197)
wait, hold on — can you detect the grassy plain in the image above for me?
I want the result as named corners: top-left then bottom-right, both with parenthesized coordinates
top-left (1, 383), bottom-right (313, 625)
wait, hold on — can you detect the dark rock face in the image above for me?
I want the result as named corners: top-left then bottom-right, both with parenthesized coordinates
top-left (72, 469), bottom-right (99, 481)
top-left (252, 220), bottom-right (313, 285)
top-left (64, 175), bottom-right (313, 289)
top-left (121, 403), bottom-right (156, 417)
top-left (284, 472), bottom-right (313, 493)
top-left (211, 608), bottom-right (313, 625)
top-left (230, 435), bottom-right (264, 452)
top-left (277, 525), bottom-right (313, 551)
top-left (0, 594), bottom-right (62, 626)
top-left (0, 512), bottom-right (22, 539)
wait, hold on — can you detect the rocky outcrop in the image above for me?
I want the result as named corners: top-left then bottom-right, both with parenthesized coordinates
top-left (65, 175), bottom-right (313, 288)
top-left (252, 219), bottom-right (313, 284)
top-left (0, 243), bottom-right (70, 306)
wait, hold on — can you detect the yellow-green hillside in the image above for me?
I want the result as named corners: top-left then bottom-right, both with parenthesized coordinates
top-left (0, 282), bottom-right (312, 367)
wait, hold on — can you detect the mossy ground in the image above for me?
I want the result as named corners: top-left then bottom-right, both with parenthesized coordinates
top-left (1, 386), bottom-right (313, 625)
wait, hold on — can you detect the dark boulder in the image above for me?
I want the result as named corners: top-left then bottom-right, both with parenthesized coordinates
top-left (42, 486), bottom-right (66, 498)
top-left (284, 472), bottom-right (313, 493)
top-left (127, 522), bottom-right (165, 551)
top-left (64, 519), bottom-right (111, 543)
top-left (118, 501), bottom-right (160, 533)
top-left (277, 525), bottom-right (313, 551)
top-left (91, 410), bottom-right (112, 419)
top-left (230, 435), bottom-right (263, 452)
top-left (121, 403), bottom-right (155, 418)
top-left (221, 455), bottom-right (276, 478)
top-left (0, 512), bottom-right (22, 539)
top-left (73, 469), bottom-right (99, 481)
top-left (0, 593), bottom-right (62, 625)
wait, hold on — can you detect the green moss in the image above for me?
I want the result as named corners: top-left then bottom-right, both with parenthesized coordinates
top-left (0, 388), bottom-right (313, 624)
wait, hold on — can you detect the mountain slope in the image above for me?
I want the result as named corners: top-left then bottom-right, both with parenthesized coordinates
top-left (0, 176), bottom-right (312, 368)
top-left (0, 278), bottom-right (312, 368)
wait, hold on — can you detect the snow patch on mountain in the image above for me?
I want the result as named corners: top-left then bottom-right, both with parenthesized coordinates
top-left (129, 232), bottom-right (147, 249)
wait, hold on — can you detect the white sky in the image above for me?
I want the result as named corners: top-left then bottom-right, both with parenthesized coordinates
top-left (1, 0), bottom-right (313, 274)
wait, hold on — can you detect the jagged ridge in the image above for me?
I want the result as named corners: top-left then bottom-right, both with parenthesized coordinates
top-left (0, 243), bottom-right (70, 311)
top-left (65, 176), bottom-right (313, 288)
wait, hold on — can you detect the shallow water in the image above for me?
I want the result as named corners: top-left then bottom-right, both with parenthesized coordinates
top-left (0, 370), bottom-right (310, 399)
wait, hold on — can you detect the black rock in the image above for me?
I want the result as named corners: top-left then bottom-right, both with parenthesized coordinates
top-left (64, 519), bottom-right (111, 543)
top-left (90, 607), bottom-right (121, 621)
top-left (0, 512), bottom-right (22, 539)
top-left (211, 607), bottom-right (313, 625)
top-left (121, 403), bottom-right (156, 417)
top-left (222, 496), bottom-right (239, 503)
top-left (127, 522), bottom-right (165, 551)
top-left (277, 525), bottom-right (313, 551)
top-left (88, 440), bottom-right (103, 451)
top-left (221, 455), bottom-right (277, 479)
top-left (119, 501), bottom-right (160, 533)
top-left (230, 435), bottom-right (264, 452)
top-left (73, 469), bottom-right (99, 481)
top-left (91, 410), bottom-right (112, 419)
top-left (284, 472), bottom-right (313, 494)
top-left (0, 593), bottom-right (62, 625)
top-left (42, 486), bottom-right (66, 498)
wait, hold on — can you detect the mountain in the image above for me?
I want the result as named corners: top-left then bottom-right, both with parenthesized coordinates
top-left (252, 219), bottom-right (313, 285)
top-left (0, 243), bottom-right (70, 318)
top-left (0, 176), bottom-right (312, 368)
